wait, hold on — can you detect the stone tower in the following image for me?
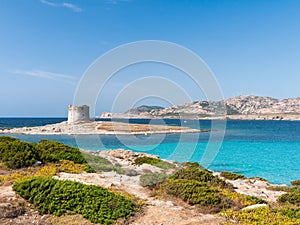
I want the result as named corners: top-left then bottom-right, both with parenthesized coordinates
top-left (68, 105), bottom-right (90, 124)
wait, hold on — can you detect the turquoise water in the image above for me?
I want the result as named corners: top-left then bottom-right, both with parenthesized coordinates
top-left (1, 118), bottom-right (300, 185)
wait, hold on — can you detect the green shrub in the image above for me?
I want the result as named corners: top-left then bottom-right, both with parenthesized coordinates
top-left (221, 189), bottom-right (266, 208)
top-left (268, 185), bottom-right (300, 192)
top-left (220, 171), bottom-right (246, 180)
top-left (81, 153), bottom-right (111, 165)
top-left (0, 139), bottom-right (37, 169)
top-left (250, 177), bottom-right (269, 182)
top-left (291, 180), bottom-right (300, 186)
top-left (182, 161), bottom-right (205, 169)
top-left (0, 136), bottom-right (18, 143)
top-left (13, 177), bottom-right (137, 225)
top-left (279, 207), bottom-right (300, 220)
top-left (161, 179), bottom-right (225, 207)
top-left (90, 164), bottom-right (125, 174)
top-left (278, 190), bottom-right (300, 206)
top-left (170, 166), bottom-right (227, 188)
top-left (220, 207), bottom-right (300, 225)
top-left (37, 140), bottom-right (86, 164)
top-left (140, 173), bottom-right (169, 187)
top-left (81, 153), bottom-right (120, 173)
top-left (134, 156), bottom-right (175, 169)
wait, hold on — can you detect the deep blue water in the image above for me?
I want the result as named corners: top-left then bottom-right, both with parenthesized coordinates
top-left (0, 118), bottom-right (300, 185)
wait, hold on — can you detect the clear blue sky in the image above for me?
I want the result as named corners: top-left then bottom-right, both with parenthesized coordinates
top-left (1, 0), bottom-right (300, 117)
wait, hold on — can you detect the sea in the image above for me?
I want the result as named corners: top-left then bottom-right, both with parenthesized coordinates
top-left (0, 117), bottom-right (300, 185)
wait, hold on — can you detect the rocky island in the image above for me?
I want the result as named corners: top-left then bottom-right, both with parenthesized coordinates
top-left (0, 105), bottom-right (204, 135)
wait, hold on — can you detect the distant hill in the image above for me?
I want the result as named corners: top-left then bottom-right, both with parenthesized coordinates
top-left (100, 95), bottom-right (300, 120)
top-left (125, 96), bottom-right (300, 118)
top-left (125, 105), bottom-right (164, 115)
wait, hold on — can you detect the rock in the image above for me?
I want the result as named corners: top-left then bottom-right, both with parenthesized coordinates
top-left (0, 202), bottom-right (25, 218)
top-left (241, 204), bottom-right (268, 211)
top-left (33, 161), bottom-right (42, 167)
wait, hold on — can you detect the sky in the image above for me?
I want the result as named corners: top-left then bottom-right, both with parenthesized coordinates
top-left (0, 0), bottom-right (300, 117)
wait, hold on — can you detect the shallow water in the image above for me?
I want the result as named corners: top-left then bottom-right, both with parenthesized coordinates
top-left (1, 118), bottom-right (300, 185)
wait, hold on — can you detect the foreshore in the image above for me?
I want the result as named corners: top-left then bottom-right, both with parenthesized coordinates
top-left (0, 121), bottom-right (205, 135)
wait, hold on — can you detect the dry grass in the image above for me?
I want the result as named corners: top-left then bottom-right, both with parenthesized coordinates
top-left (44, 214), bottom-right (96, 225)
top-left (96, 121), bottom-right (186, 133)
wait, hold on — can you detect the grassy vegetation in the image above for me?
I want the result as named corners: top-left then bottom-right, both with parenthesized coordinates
top-left (81, 152), bottom-right (126, 174)
top-left (0, 137), bottom-right (92, 171)
top-left (0, 170), bottom-right (35, 186)
top-left (220, 171), bottom-right (246, 180)
top-left (221, 189), bottom-right (266, 207)
top-left (268, 185), bottom-right (300, 192)
top-left (140, 161), bottom-right (265, 213)
top-left (292, 180), bottom-right (300, 186)
top-left (140, 173), bottom-right (169, 187)
top-left (170, 162), bottom-right (228, 189)
top-left (278, 190), bottom-right (300, 206)
top-left (161, 179), bottom-right (224, 207)
top-left (134, 156), bottom-right (176, 170)
top-left (0, 160), bottom-right (89, 186)
top-left (220, 206), bottom-right (300, 225)
top-left (0, 138), bottom-right (38, 168)
top-left (37, 140), bottom-right (86, 164)
top-left (13, 177), bottom-right (137, 225)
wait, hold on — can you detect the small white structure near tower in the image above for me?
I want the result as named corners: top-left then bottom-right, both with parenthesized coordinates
top-left (68, 105), bottom-right (90, 124)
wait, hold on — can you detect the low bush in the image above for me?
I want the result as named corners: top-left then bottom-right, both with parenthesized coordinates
top-left (81, 153), bottom-right (124, 173)
top-left (37, 140), bottom-right (86, 164)
top-left (268, 185), bottom-right (300, 192)
top-left (250, 177), bottom-right (269, 182)
top-left (220, 207), bottom-right (300, 225)
top-left (0, 170), bottom-right (34, 186)
top-left (0, 160), bottom-right (89, 185)
top-left (220, 171), bottom-right (246, 180)
top-left (13, 177), bottom-right (137, 225)
top-left (35, 160), bottom-right (87, 177)
top-left (0, 139), bottom-right (38, 169)
top-left (278, 190), bottom-right (300, 206)
top-left (140, 173), bottom-right (169, 187)
top-left (81, 153), bottom-right (111, 165)
top-left (0, 137), bottom-right (96, 171)
top-left (0, 136), bottom-right (18, 143)
top-left (221, 189), bottom-right (266, 208)
top-left (279, 207), bottom-right (300, 220)
top-left (291, 180), bottom-right (300, 186)
top-left (90, 164), bottom-right (125, 174)
top-left (170, 165), bottom-right (227, 189)
top-left (161, 179), bottom-right (225, 207)
top-left (182, 161), bottom-right (205, 169)
top-left (134, 156), bottom-right (175, 169)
